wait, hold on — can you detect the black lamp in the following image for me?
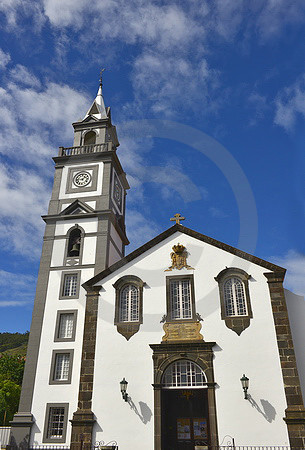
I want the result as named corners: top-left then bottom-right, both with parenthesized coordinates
top-left (120, 378), bottom-right (128, 402)
top-left (240, 374), bottom-right (249, 399)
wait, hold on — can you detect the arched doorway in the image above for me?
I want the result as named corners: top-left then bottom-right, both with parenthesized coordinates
top-left (150, 342), bottom-right (218, 450)
top-left (161, 360), bottom-right (209, 450)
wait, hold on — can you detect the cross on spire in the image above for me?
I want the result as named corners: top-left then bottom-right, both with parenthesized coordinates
top-left (170, 213), bottom-right (185, 225)
top-left (99, 68), bottom-right (106, 88)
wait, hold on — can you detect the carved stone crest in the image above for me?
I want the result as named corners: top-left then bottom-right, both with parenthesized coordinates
top-left (165, 243), bottom-right (194, 271)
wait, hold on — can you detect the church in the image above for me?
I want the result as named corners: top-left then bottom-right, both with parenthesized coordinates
top-left (9, 77), bottom-right (305, 450)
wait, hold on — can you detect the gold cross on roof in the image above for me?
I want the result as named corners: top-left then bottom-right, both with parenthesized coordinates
top-left (170, 213), bottom-right (185, 225)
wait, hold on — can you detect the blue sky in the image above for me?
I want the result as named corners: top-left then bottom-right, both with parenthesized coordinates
top-left (0, 0), bottom-right (304, 332)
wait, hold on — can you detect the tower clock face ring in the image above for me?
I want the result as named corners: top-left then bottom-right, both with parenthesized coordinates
top-left (73, 171), bottom-right (92, 187)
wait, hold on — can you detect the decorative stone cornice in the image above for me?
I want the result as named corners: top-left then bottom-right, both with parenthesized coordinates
top-left (264, 271), bottom-right (286, 283)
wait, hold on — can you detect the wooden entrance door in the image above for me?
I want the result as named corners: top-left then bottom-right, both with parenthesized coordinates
top-left (161, 388), bottom-right (209, 450)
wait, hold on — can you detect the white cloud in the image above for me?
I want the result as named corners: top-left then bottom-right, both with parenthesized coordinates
top-left (209, 206), bottom-right (228, 218)
top-left (0, 76), bottom-right (89, 169)
top-left (10, 64), bottom-right (41, 89)
top-left (255, 0), bottom-right (305, 40)
top-left (248, 92), bottom-right (269, 125)
top-left (0, 301), bottom-right (32, 307)
top-left (210, 0), bottom-right (305, 41)
top-left (126, 209), bottom-right (161, 253)
top-left (44, 1), bottom-right (203, 49)
top-left (274, 75), bottom-right (305, 131)
top-left (272, 250), bottom-right (305, 296)
top-left (0, 48), bottom-right (11, 69)
top-left (0, 164), bottom-right (50, 259)
top-left (0, 0), bottom-right (45, 30)
top-left (0, 269), bottom-right (36, 305)
top-left (0, 61), bottom-right (94, 258)
top-left (128, 52), bottom-right (216, 118)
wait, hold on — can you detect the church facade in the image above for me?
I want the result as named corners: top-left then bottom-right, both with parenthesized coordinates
top-left (9, 80), bottom-right (305, 450)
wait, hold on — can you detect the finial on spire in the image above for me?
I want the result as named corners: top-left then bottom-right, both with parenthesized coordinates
top-left (99, 68), bottom-right (106, 88)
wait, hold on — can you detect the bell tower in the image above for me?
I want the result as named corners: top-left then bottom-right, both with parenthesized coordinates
top-left (49, 74), bottom-right (129, 272)
top-left (9, 76), bottom-right (129, 449)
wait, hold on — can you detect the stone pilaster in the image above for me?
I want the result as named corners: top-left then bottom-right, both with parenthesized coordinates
top-left (265, 271), bottom-right (305, 448)
top-left (70, 285), bottom-right (101, 450)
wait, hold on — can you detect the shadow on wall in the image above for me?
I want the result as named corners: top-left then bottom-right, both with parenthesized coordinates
top-left (127, 398), bottom-right (153, 424)
top-left (248, 395), bottom-right (276, 423)
top-left (284, 289), bottom-right (305, 402)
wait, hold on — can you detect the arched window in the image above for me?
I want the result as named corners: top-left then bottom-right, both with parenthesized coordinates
top-left (67, 228), bottom-right (81, 257)
top-left (215, 267), bottom-right (253, 335)
top-left (223, 277), bottom-right (247, 316)
top-left (113, 275), bottom-right (145, 340)
top-left (163, 360), bottom-right (206, 388)
top-left (83, 130), bottom-right (96, 145)
top-left (119, 284), bottom-right (139, 322)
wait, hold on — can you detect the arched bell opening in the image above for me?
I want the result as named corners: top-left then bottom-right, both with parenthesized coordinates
top-left (67, 228), bottom-right (82, 257)
top-left (83, 130), bottom-right (96, 145)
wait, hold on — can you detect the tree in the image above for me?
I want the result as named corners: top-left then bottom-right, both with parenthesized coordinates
top-left (0, 377), bottom-right (21, 425)
top-left (0, 354), bottom-right (25, 385)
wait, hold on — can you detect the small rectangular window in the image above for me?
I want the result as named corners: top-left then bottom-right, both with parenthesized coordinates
top-left (63, 274), bottom-right (77, 296)
top-left (54, 353), bottom-right (70, 381)
top-left (59, 313), bottom-right (74, 338)
top-left (48, 406), bottom-right (65, 438)
top-left (43, 403), bottom-right (69, 443)
top-left (54, 310), bottom-right (77, 342)
top-left (49, 350), bottom-right (73, 384)
top-left (59, 271), bottom-right (81, 299)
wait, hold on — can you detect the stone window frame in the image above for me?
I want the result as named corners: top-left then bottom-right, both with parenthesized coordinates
top-left (113, 275), bottom-right (145, 340)
top-left (215, 267), bottom-right (253, 335)
top-left (59, 270), bottom-right (81, 300)
top-left (66, 164), bottom-right (99, 194)
top-left (54, 309), bottom-right (78, 342)
top-left (166, 274), bottom-right (196, 322)
top-left (49, 349), bottom-right (74, 385)
top-left (43, 403), bottom-right (69, 443)
top-left (64, 225), bottom-right (85, 266)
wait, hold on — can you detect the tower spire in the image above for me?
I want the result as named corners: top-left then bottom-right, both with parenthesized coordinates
top-left (83, 69), bottom-right (107, 120)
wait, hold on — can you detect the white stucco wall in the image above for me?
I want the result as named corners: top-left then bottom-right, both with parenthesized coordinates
top-left (30, 267), bottom-right (95, 446)
top-left (108, 241), bottom-right (122, 266)
top-left (90, 231), bottom-right (290, 449)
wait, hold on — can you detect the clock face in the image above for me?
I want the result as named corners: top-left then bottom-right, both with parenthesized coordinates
top-left (73, 171), bottom-right (91, 187)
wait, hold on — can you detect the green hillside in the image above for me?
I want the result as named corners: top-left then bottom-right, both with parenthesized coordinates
top-left (0, 332), bottom-right (29, 355)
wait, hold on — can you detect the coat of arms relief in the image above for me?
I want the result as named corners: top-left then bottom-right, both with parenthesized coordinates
top-left (165, 243), bottom-right (194, 271)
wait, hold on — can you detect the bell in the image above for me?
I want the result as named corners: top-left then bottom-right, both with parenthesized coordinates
top-left (70, 243), bottom-right (80, 256)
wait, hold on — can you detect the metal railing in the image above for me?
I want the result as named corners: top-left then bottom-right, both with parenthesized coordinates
top-left (207, 447), bottom-right (303, 450)
top-left (0, 427), bottom-right (11, 448)
top-left (27, 446), bottom-right (303, 450)
top-left (58, 143), bottom-right (112, 156)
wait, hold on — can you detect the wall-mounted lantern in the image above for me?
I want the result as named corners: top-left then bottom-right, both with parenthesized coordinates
top-left (120, 378), bottom-right (128, 402)
top-left (240, 374), bottom-right (249, 399)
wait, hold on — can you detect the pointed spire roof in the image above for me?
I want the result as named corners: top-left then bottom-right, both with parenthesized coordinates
top-left (83, 70), bottom-right (107, 121)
